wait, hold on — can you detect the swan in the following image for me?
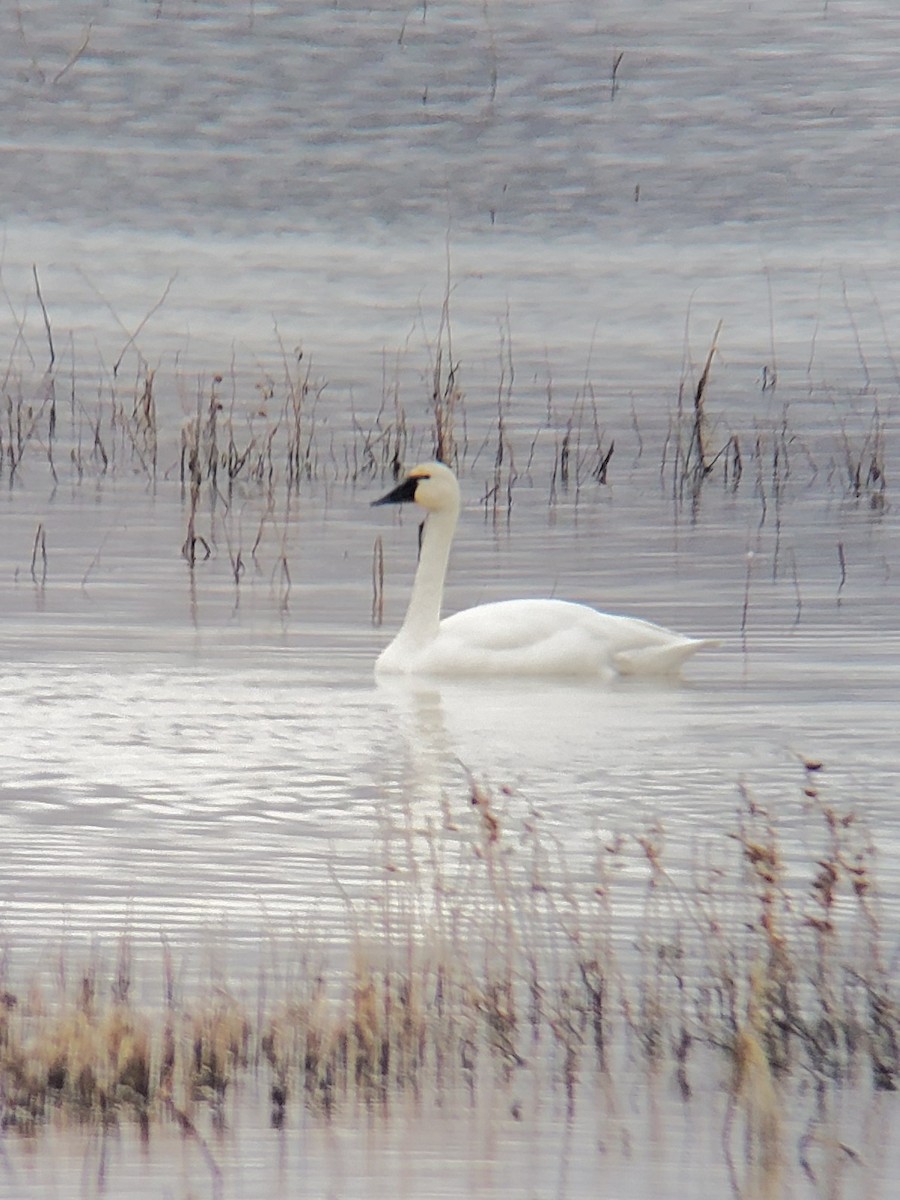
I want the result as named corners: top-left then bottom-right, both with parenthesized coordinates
top-left (372, 461), bottom-right (718, 678)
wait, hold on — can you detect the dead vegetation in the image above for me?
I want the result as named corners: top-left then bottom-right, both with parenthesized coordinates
top-left (1, 274), bottom-right (889, 568)
top-left (0, 767), bottom-right (894, 1165)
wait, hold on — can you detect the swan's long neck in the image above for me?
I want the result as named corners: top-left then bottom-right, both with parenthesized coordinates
top-left (399, 503), bottom-right (458, 644)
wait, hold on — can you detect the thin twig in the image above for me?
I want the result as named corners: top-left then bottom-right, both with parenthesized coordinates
top-left (52, 23), bottom-right (93, 85)
top-left (32, 265), bottom-right (55, 368)
top-left (372, 535), bottom-right (384, 626)
top-left (31, 523), bottom-right (47, 587)
top-left (113, 275), bottom-right (177, 375)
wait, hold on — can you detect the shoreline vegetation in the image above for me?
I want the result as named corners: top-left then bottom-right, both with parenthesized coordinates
top-left (1, 768), bottom-right (896, 1189)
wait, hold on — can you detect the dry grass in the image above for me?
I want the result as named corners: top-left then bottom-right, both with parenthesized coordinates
top-left (2, 276), bottom-right (890, 562)
top-left (0, 769), bottom-right (894, 1151)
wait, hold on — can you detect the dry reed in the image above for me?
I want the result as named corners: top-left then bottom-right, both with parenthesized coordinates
top-left (0, 769), bottom-right (894, 1153)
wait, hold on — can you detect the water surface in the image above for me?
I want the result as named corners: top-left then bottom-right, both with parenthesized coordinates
top-left (0, 2), bottom-right (897, 1197)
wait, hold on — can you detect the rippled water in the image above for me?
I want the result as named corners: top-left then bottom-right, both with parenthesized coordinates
top-left (1, 2), bottom-right (898, 1197)
top-left (1, 472), bottom-right (894, 955)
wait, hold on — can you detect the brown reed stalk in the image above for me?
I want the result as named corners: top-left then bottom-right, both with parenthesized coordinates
top-left (372, 535), bottom-right (385, 625)
top-left (690, 319), bottom-right (723, 477)
top-left (30, 522), bottom-right (47, 586)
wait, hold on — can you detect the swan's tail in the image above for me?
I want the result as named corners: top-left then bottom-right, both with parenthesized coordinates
top-left (613, 637), bottom-right (721, 677)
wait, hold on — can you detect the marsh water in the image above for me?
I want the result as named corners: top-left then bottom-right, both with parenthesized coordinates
top-left (1, 2), bottom-right (898, 1197)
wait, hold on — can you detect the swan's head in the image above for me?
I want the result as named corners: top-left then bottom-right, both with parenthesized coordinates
top-left (372, 461), bottom-right (460, 515)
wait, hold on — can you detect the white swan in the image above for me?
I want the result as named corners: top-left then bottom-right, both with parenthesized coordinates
top-left (372, 462), bottom-right (718, 678)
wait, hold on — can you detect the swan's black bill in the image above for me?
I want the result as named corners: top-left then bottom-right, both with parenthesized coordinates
top-left (372, 475), bottom-right (421, 506)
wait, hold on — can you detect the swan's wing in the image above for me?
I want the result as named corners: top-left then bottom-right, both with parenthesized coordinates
top-left (440, 599), bottom-right (590, 650)
top-left (428, 600), bottom-right (601, 674)
top-left (434, 599), bottom-right (716, 678)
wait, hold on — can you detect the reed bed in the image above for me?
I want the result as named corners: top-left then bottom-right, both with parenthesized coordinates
top-left (2, 336), bottom-right (889, 622)
top-left (1, 276), bottom-right (890, 539)
top-left (0, 769), bottom-right (894, 1164)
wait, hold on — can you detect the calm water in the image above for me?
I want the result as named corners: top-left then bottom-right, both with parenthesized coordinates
top-left (0, 2), bottom-right (898, 1197)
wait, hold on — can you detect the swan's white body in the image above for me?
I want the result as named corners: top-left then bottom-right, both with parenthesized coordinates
top-left (373, 462), bottom-right (717, 679)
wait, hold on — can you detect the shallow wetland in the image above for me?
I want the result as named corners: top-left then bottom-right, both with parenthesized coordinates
top-left (1, 2), bottom-right (898, 1197)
